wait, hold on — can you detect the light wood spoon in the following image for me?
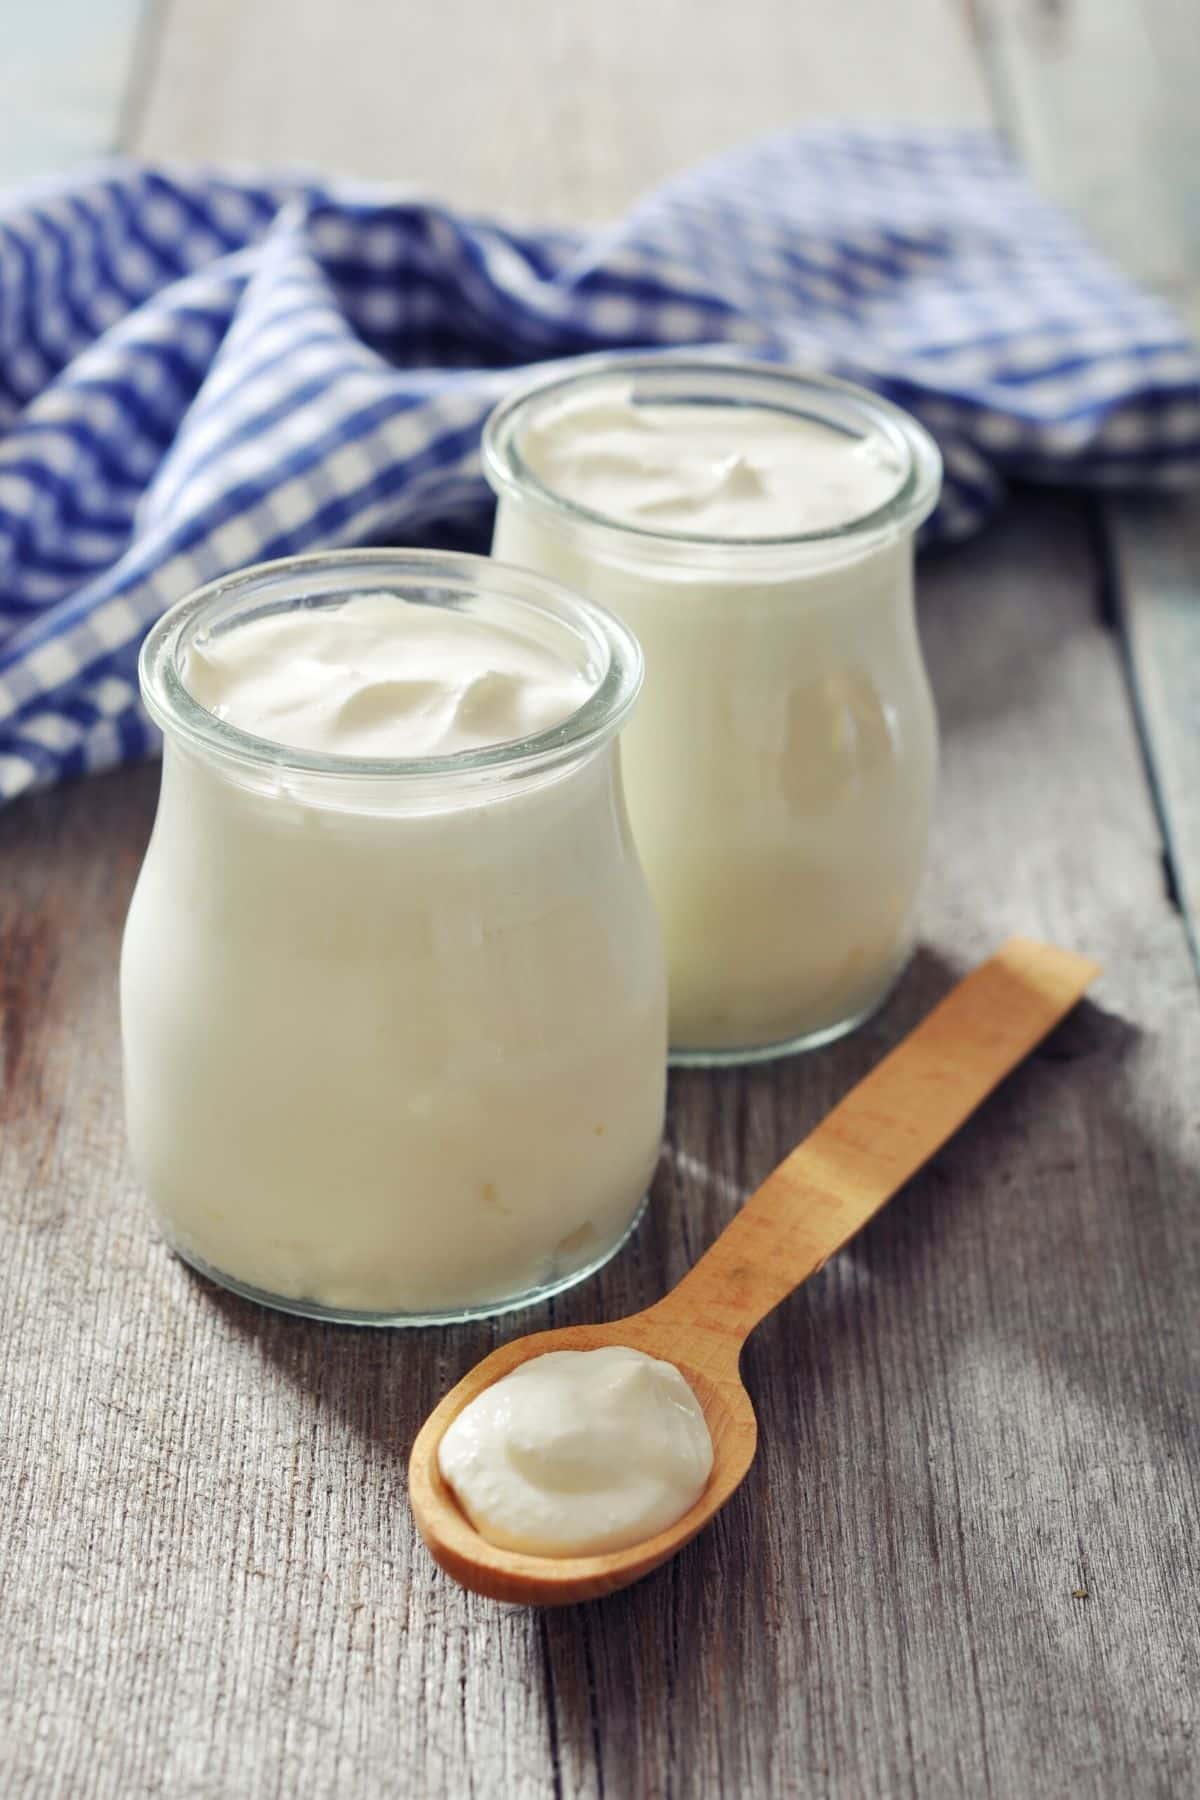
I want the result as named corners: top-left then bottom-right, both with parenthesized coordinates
top-left (409, 938), bottom-right (1100, 1605)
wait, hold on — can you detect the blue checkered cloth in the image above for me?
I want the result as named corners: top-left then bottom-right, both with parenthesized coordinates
top-left (2, 123), bottom-right (1198, 805)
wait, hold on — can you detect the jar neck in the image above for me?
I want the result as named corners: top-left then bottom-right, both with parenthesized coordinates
top-left (158, 718), bottom-right (624, 822)
top-left (139, 549), bottom-right (644, 794)
top-left (495, 485), bottom-right (921, 587)
top-left (483, 355), bottom-right (942, 572)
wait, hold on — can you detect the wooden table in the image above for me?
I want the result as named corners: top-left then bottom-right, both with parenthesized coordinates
top-left (3, 4), bottom-right (1197, 1795)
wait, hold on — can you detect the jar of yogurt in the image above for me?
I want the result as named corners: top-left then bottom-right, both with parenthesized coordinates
top-left (121, 550), bottom-right (666, 1324)
top-left (485, 358), bottom-right (943, 1063)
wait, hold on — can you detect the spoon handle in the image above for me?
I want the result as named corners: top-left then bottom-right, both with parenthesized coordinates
top-left (652, 938), bottom-right (1100, 1347)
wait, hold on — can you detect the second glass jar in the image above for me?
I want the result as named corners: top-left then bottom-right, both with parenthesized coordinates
top-left (485, 358), bottom-right (943, 1064)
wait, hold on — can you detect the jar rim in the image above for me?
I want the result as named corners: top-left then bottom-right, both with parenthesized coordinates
top-left (139, 548), bottom-right (644, 783)
top-left (482, 353), bottom-right (943, 560)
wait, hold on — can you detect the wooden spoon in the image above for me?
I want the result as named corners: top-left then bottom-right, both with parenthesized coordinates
top-left (409, 938), bottom-right (1100, 1605)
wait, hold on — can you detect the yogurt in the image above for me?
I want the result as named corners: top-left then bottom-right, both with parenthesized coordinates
top-left (438, 1347), bottom-right (714, 1556)
top-left (516, 391), bottom-right (905, 537)
top-left (486, 360), bottom-right (943, 1061)
top-left (121, 552), bottom-right (667, 1323)
top-left (183, 593), bottom-right (594, 758)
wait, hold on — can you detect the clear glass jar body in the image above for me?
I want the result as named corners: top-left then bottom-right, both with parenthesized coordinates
top-left (121, 552), bottom-right (666, 1324)
top-left (486, 359), bottom-right (943, 1063)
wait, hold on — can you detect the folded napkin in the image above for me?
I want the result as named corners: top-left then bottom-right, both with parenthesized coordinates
top-left (1, 123), bottom-right (1197, 805)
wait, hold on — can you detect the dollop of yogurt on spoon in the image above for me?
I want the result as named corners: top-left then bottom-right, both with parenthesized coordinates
top-left (437, 1346), bottom-right (714, 1556)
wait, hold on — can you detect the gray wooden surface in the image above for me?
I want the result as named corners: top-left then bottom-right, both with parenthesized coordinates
top-left (0, 0), bottom-right (146, 183)
top-left (2, 3), bottom-right (1199, 1797)
top-left (129, 0), bottom-right (989, 216)
top-left (974, 0), bottom-right (1200, 994)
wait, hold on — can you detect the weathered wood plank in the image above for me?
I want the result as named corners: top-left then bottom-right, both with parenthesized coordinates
top-left (970, 0), bottom-right (1200, 297)
top-left (1106, 480), bottom-right (1200, 985)
top-left (0, 0), bottom-right (150, 184)
top-left (3, 500), bottom-right (1196, 1799)
top-left (546, 500), bottom-right (1200, 1800)
top-left (3, 3), bottom-right (1197, 1797)
top-left (129, 0), bottom-right (990, 216)
top-left (972, 0), bottom-right (1200, 986)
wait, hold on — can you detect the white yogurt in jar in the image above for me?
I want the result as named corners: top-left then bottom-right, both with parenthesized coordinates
top-left (517, 391), bottom-right (904, 537)
top-left (121, 554), bottom-right (666, 1322)
top-left (183, 593), bottom-right (595, 757)
top-left (438, 1347), bottom-right (714, 1556)
top-left (486, 362), bottom-right (943, 1061)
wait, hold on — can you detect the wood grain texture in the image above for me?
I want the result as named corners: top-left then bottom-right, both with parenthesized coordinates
top-left (408, 942), bottom-right (1100, 1608)
top-left (666, 940), bottom-right (1102, 1337)
top-left (129, 0), bottom-right (989, 217)
top-left (3, 500), bottom-right (1197, 1798)
top-left (1107, 494), bottom-right (1200, 976)
top-left (3, 0), bottom-right (1199, 1794)
top-left (972, 0), bottom-right (1200, 986)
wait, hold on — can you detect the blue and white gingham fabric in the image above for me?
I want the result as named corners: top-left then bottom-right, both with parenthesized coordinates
top-left (2, 123), bottom-right (1198, 804)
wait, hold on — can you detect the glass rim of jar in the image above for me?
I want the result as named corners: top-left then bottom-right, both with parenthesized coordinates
top-left (139, 548), bottom-right (644, 783)
top-left (482, 353), bottom-right (943, 565)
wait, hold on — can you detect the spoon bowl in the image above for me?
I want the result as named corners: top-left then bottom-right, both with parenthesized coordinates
top-left (408, 1308), bottom-right (759, 1603)
top-left (409, 940), bottom-right (1100, 1606)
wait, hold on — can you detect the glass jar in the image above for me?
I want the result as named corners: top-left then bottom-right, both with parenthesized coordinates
top-left (121, 550), bottom-right (666, 1325)
top-left (485, 358), bottom-right (943, 1064)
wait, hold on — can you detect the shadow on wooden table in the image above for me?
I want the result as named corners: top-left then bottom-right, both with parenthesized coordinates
top-left (172, 938), bottom-right (1193, 1788)
top-left (527, 959), bottom-right (1171, 1787)
top-left (187, 936), bottom-right (1143, 1475)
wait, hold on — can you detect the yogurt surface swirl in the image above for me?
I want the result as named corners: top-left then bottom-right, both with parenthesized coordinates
top-left (490, 363), bottom-right (940, 1060)
top-left (184, 592), bottom-right (595, 759)
top-left (123, 555), bottom-right (666, 1322)
top-left (519, 391), bottom-right (905, 539)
